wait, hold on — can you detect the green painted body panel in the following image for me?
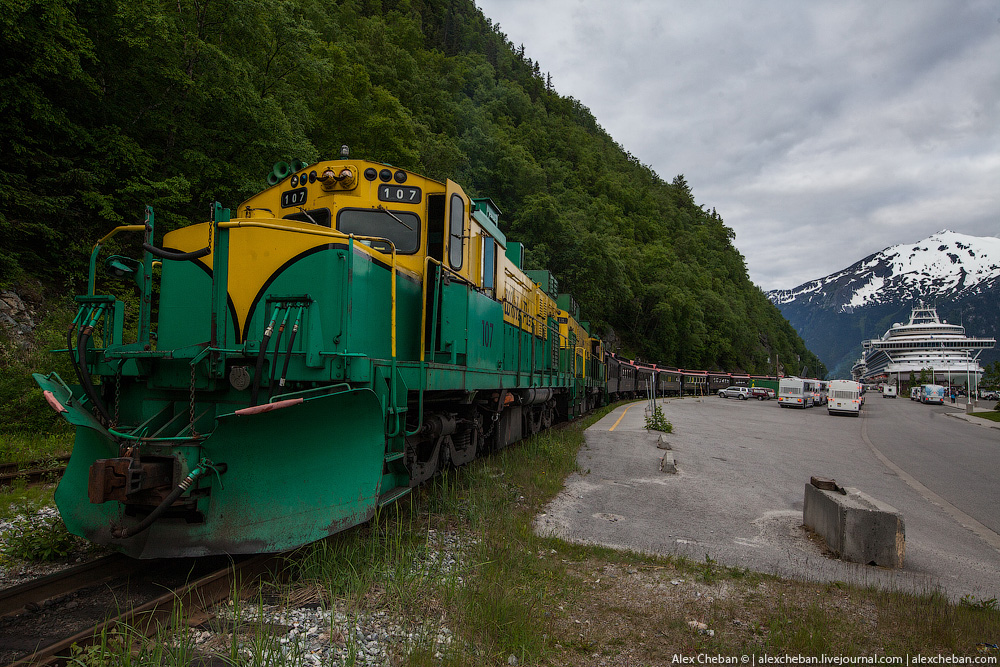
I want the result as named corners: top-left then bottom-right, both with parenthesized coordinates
top-left (54, 425), bottom-right (122, 542)
top-left (462, 289), bottom-right (504, 371)
top-left (750, 378), bottom-right (779, 391)
top-left (157, 260), bottom-right (221, 350)
top-left (58, 388), bottom-right (384, 558)
top-left (436, 280), bottom-right (468, 363)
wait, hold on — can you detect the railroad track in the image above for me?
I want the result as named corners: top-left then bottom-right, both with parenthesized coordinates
top-left (0, 457), bottom-right (70, 488)
top-left (0, 553), bottom-right (284, 666)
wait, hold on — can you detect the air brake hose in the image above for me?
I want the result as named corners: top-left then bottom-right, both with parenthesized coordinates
top-left (111, 463), bottom-right (221, 539)
top-left (66, 321), bottom-right (87, 402)
top-left (249, 304), bottom-right (282, 406)
top-left (73, 307), bottom-right (112, 425)
top-left (277, 307), bottom-right (303, 392)
top-left (142, 243), bottom-right (211, 261)
top-left (266, 307), bottom-right (292, 401)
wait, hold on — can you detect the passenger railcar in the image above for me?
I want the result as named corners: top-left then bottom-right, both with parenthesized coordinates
top-left (35, 155), bottom-right (606, 558)
top-left (682, 370), bottom-right (708, 396)
top-left (606, 353), bottom-right (638, 399)
top-left (730, 373), bottom-right (751, 388)
top-left (658, 367), bottom-right (682, 396)
top-left (707, 372), bottom-right (731, 393)
top-left (606, 353), bottom-right (621, 398)
top-left (635, 364), bottom-right (655, 397)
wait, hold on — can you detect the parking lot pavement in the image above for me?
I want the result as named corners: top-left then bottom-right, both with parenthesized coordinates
top-left (535, 396), bottom-right (1000, 601)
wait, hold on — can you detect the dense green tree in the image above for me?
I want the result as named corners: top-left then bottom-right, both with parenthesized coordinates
top-left (0, 0), bottom-right (825, 377)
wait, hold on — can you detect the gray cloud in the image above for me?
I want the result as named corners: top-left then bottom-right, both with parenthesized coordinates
top-left (475, 0), bottom-right (1000, 290)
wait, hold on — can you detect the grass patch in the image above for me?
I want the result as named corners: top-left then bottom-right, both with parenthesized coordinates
top-left (0, 432), bottom-right (70, 526)
top-left (0, 479), bottom-right (57, 521)
top-left (970, 411), bottom-right (1000, 423)
top-left (0, 431), bottom-right (72, 465)
top-left (0, 509), bottom-right (81, 561)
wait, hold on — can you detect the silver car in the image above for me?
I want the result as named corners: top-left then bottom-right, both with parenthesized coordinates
top-left (718, 386), bottom-right (751, 400)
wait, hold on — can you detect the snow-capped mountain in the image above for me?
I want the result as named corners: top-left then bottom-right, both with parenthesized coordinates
top-left (767, 230), bottom-right (1000, 378)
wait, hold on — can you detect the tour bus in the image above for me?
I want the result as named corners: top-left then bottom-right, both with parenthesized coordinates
top-left (827, 379), bottom-right (862, 417)
top-left (778, 377), bottom-right (820, 408)
top-left (920, 384), bottom-right (946, 405)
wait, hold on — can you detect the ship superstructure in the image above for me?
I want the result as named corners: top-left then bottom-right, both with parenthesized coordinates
top-left (852, 304), bottom-right (994, 386)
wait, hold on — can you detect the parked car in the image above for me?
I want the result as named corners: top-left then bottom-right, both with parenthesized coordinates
top-left (750, 387), bottom-right (775, 401)
top-left (719, 386), bottom-right (751, 400)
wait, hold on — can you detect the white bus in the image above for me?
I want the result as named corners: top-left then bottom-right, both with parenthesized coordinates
top-left (778, 377), bottom-right (819, 408)
top-left (827, 380), bottom-right (862, 417)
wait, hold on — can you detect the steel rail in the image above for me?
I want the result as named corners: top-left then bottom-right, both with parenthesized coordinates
top-left (0, 456), bottom-right (70, 478)
top-left (0, 554), bottom-right (136, 618)
top-left (0, 466), bottom-right (67, 488)
top-left (3, 553), bottom-right (284, 667)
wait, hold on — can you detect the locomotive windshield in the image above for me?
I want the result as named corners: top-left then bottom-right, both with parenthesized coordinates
top-left (337, 208), bottom-right (421, 254)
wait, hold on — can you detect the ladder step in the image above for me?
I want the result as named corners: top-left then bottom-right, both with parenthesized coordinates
top-left (377, 486), bottom-right (411, 507)
top-left (384, 451), bottom-right (404, 462)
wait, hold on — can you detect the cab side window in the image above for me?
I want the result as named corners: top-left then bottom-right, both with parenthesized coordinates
top-left (482, 236), bottom-right (496, 290)
top-left (449, 194), bottom-right (464, 270)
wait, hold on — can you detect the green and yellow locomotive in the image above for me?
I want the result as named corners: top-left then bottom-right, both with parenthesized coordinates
top-left (35, 154), bottom-right (605, 558)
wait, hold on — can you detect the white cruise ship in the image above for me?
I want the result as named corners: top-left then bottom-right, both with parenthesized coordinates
top-left (852, 304), bottom-right (994, 386)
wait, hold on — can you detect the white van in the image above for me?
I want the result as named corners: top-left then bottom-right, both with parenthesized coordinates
top-left (920, 384), bottom-right (946, 405)
top-left (882, 385), bottom-right (897, 398)
top-left (828, 380), bottom-right (862, 416)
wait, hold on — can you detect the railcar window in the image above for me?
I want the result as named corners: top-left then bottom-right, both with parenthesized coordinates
top-left (337, 208), bottom-right (420, 254)
top-left (449, 194), bottom-right (465, 269)
top-left (283, 208), bottom-right (332, 227)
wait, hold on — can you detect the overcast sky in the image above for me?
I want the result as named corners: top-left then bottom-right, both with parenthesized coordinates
top-left (473, 0), bottom-right (1000, 291)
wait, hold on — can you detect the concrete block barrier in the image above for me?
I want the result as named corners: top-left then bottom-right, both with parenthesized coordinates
top-left (803, 482), bottom-right (905, 568)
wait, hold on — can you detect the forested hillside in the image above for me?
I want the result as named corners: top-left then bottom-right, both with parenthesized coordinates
top-left (0, 0), bottom-right (824, 376)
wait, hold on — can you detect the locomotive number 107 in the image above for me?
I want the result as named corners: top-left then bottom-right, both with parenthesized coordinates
top-left (378, 185), bottom-right (422, 204)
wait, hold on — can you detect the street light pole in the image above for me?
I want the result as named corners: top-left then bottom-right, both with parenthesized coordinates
top-left (966, 350), bottom-right (972, 410)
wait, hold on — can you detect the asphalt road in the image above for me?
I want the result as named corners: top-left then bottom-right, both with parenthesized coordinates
top-left (864, 396), bottom-right (1000, 536)
top-left (535, 394), bottom-right (1000, 601)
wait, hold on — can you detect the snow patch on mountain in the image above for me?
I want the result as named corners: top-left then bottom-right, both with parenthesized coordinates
top-left (847, 274), bottom-right (885, 308)
top-left (768, 230), bottom-right (1000, 310)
